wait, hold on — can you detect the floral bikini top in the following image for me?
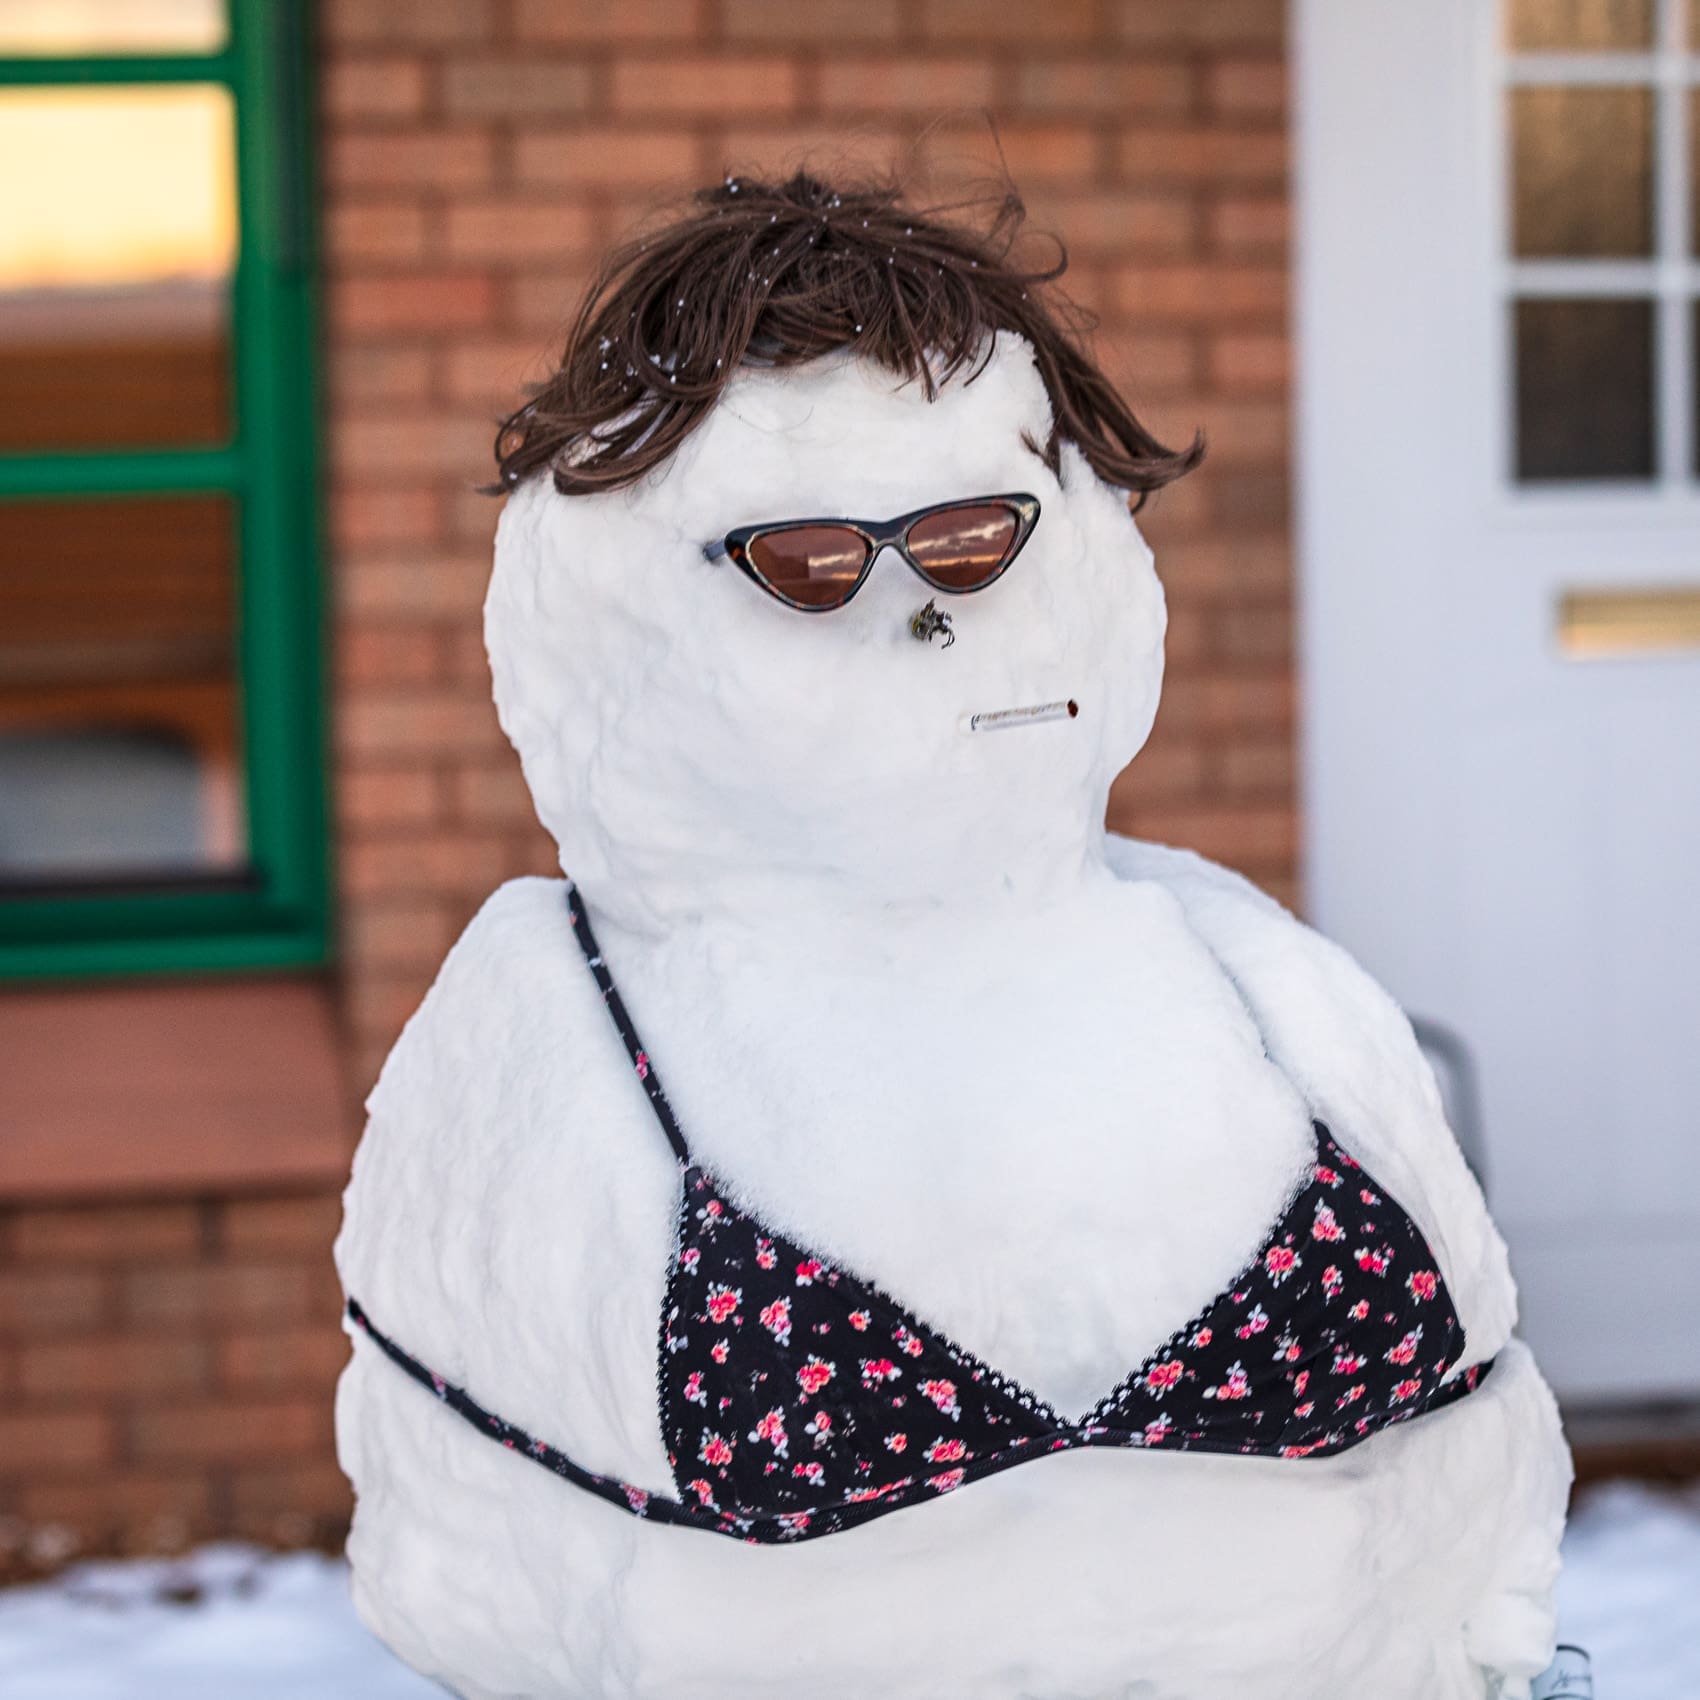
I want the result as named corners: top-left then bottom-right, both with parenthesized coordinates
top-left (347, 883), bottom-right (1492, 1544)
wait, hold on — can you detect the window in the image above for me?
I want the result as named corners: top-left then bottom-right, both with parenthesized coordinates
top-left (1502, 0), bottom-right (1700, 484)
top-left (0, 0), bottom-right (327, 977)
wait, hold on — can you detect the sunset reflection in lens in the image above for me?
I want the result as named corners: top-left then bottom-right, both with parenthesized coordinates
top-left (746, 525), bottom-right (870, 608)
top-left (905, 504), bottom-right (1019, 589)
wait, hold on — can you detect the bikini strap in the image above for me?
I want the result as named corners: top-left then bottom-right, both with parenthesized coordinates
top-left (565, 881), bottom-right (692, 1165)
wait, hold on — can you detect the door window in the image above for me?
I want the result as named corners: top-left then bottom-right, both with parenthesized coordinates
top-left (1503, 0), bottom-right (1700, 482)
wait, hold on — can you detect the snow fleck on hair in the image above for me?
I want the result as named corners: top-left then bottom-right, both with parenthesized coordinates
top-left (489, 170), bottom-right (1203, 504)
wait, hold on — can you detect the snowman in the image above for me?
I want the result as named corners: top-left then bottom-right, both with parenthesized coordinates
top-left (336, 174), bottom-right (1571, 1700)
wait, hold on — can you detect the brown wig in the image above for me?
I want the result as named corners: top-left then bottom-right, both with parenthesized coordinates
top-left (490, 171), bottom-right (1202, 504)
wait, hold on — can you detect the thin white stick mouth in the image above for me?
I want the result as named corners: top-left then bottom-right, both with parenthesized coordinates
top-left (961, 699), bottom-right (1080, 734)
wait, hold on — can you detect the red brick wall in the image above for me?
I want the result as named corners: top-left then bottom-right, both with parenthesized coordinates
top-left (0, 1194), bottom-right (348, 1573)
top-left (322, 0), bottom-right (1296, 1091)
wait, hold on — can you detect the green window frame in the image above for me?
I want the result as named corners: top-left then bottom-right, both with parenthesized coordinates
top-left (0, 0), bottom-right (328, 980)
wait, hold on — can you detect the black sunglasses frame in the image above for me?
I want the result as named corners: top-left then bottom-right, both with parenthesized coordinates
top-left (702, 492), bottom-right (1042, 613)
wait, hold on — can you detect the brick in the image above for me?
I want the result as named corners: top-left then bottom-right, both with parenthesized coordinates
top-left (325, 200), bottom-right (430, 266)
top-left (1113, 126), bottom-right (1287, 187)
top-left (335, 413), bottom-right (494, 478)
top-left (340, 836), bottom-right (517, 905)
top-left (1158, 603), bottom-right (1212, 665)
top-left (1113, 264), bottom-right (1285, 323)
top-left (1156, 537), bottom-right (1291, 599)
top-left (724, 0), bottom-right (901, 40)
top-left (0, 1270), bottom-right (108, 1336)
top-left (515, 126), bottom-right (702, 188)
top-left (325, 130), bottom-right (496, 194)
top-left (1214, 737), bottom-right (1295, 796)
top-left (0, 1411), bottom-right (114, 1472)
top-left (447, 485), bottom-right (508, 548)
top-left (342, 900), bottom-right (458, 974)
top-left (1158, 673), bottom-right (1293, 735)
top-left (220, 1197), bottom-right (344, 1257)
top-left (1207, 331), bottom-right (1288, 393)
top-left (335, 554), bottom-right (492, 621)
top-left (1198, 398), bottom-right (1287, 466)
top-left (118, 1263), bottom-right (313, 1330)
top-left (229, 1461), bottom-right (353, 1544)
top-left (441, 338), bottom-right (556, 407)
top-left (1205, 58), bottom-right (1287, 120)
top-left (322, 0), bottom-right (495, 45)
top-left (344, 971), bottom-right (439, 1047)
top-left (1112, 0), bottom-right (1285, 48)
top-left (1129, 802), bottom-right (1297, 867)
top-left (1094, 328), bottom-right (1200, 397)
top-left (1012, 60), bottom-right (1196, 118)
top-left (505, 265), bottom-right (607, 334)
top-left (1211, 603), bottom-right (1292, 664)
top-left (336, 765), bottom-right (445, 836)
top-left (918, 122), bottom-right (1100, 189)
top-left (338, 692), bottom-right (506, 761)
top-left (449, 761), bottom-right (538, 826)
top-left (324, 344), bottom-right (434, 407)
top-left (442, 58), bottom-right (597, 121)
top-left (1208, 195), bottom-right (1288, 256)
top-left (329, 273), bottom-right (497, 336)
top-left (442, 198), bottom-right (598, 263)
top-left (1044, 192), bottom-right (1195, 258)
top-left (10, 1205), bottom-right (199, 1264)
top-left (339, 765), bottom-right (442, 830)
top-left (322, 57), bottom-right (430, 123)
top-left (329, 486), bottom-right (446, 554)
top-left (1109, 737), bottom-right (1208, 803)
top-left (1206, 467), bottom-right (1290, 530)
top-left (335, 627), bottom-right (444, 691)
top-left (612, 56), bottom-right (799, 118)
top-left (126, 1401), bottom-right (328, 1467)
top-left (218, 1325), bottom-right (348, 1391)
top-left (17, 1335), bottom-right (212, 1402)
top-left (516, 0), bottom-right (705, 42)
top-left (920, 0), bottom-right (1097, 42)
top-left (817, 56), bottom-right (998, 115)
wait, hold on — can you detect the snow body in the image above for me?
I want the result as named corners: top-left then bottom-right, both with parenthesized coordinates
top-left (336, 341), bottom-right (1570, 1699)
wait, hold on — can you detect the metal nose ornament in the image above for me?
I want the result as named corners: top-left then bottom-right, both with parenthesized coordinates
top-left (909, 600), bottom-right (955, 648)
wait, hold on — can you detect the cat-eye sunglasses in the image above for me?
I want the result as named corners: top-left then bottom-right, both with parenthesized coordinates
top-left (702, 492), bottom-right (1041, 613)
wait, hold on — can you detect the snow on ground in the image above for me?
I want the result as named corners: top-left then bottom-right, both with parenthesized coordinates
top-left (0, 1481), bottom-right (1692, 1699)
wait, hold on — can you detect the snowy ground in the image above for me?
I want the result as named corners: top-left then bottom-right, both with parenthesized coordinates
top-left (0, 1481), bottom-right (1692, 1699)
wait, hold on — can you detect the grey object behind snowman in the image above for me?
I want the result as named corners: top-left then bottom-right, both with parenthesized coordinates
top-left (1407, 1021), bottom-right (1592, 1700)
top-left (1531, 1644), bottom-right (1594, 1699)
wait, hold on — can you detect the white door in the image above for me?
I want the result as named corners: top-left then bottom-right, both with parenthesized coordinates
top-left (1296, 0), bottom-right (1700, 1400)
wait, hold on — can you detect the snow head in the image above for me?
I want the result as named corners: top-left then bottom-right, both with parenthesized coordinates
top-left (483, 173), bottom-right (1200, 931)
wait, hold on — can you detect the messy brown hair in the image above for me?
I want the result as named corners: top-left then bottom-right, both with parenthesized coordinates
top-left (490, 170), bottom-right (1202, 503)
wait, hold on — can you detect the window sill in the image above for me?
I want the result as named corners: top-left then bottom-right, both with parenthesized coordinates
top-left (0, 977), bottom-right (352, 1202)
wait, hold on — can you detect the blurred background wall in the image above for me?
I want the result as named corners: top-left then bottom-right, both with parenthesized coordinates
top-left (1, 0), bottom-right (1289, 1569)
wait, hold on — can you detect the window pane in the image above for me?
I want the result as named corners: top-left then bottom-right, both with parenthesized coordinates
top-left (0, 85), bottom-right (234, 450)
top-left (1514, 298), bottom-right (1655, 481)
top-left (1507, 0), bottom-right (1654, 50)
top-left (1512, 87), bottom-right (1654, 258)
top-left (0, 0), bottom-right (225, 55)
top-left (0, 494), bottom-right (246, 885)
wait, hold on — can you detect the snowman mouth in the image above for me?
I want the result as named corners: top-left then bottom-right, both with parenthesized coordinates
top-left (961, 699), bottom-right (1079, 734)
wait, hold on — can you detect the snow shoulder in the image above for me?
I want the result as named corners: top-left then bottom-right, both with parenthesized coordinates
top-left (1105, 835), bottom-right (1518, 1368)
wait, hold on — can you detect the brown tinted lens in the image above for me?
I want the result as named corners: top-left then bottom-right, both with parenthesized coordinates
top-left (905, 504), bottom-right (1021, 590)
top-left (745, 525), bottom-right (870, 608)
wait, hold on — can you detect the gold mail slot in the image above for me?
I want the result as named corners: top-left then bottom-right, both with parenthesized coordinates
top-left (1558, 587), bottom-right (1700, 658)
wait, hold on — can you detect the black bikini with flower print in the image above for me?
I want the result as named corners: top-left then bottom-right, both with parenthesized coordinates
top-left (347, 884), bottom-right (1493, 1544)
